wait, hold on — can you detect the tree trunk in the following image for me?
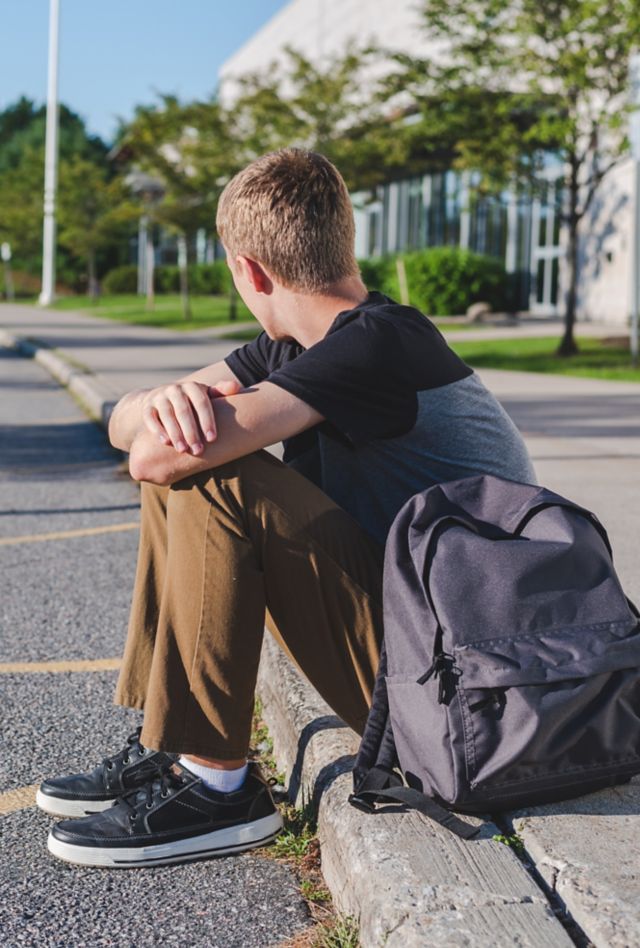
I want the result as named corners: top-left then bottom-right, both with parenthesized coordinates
top-left (557, 167), bottom-right (580, 357)
top-left (88, 249), bottom-right (99, 303)
top-left (178, 233), bottom-right (191, 321)
top-left (145, 229), bottom-right (155, 312)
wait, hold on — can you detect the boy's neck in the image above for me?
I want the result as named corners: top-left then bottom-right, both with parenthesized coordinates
top-left (279, 276), bottom-right (369, 349)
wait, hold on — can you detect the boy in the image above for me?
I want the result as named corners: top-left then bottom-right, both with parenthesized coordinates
top-left (38, 149), bottom-right (535, 867)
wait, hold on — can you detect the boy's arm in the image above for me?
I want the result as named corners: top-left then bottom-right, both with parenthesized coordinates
top-left (128, 381), bottom-right (323, 486)
top-left (108, 360), bottom-right (242, 453)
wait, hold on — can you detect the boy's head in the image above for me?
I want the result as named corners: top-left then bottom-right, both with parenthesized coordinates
top-left (216, 148), bottom-right (358, 293)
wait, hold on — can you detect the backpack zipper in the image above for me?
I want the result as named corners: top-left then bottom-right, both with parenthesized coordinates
top-left (416, 652), bottom-right (459, 704)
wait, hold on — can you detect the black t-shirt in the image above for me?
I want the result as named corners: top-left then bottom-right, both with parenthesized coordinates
top-left (225, 292), bottom-right (535, 543)
top-left (226, 291), bottom-right (470, 450)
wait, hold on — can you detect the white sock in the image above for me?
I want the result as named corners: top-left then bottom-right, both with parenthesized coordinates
top-left (179, 757), bottom-right (249, 793)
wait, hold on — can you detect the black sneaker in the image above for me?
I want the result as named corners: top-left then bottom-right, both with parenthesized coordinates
top-left (47, 761), bottom-right (283, 867)
top-left (36, 727), bottom-right (176, 818)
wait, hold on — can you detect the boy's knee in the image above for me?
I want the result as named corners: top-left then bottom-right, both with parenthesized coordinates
top-left (171, 450), bottom-right (282, 491)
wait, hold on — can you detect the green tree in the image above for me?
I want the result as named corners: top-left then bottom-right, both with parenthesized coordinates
top-left (0, 98), bottom-right (116, 291)
top-left (224, 46), bottom-right (404, 190)
top-left (0, 98), bottom-right (107, 173)
top-left (395, 0), bottom-right (640, 354)
top-left (58, 159), bottom-right (137, 299)
top-left (0, 146), bottom-right (43, 264)
top-left (120, 96), bottom-right (230, 319)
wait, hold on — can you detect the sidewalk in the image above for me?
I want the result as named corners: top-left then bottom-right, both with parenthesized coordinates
top-left (2, 302), bottom-right (639, 947)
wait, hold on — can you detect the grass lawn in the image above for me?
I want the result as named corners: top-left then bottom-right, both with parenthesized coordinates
top-left (46, 294), bottom-right (255, 330)
top-left (38, 294), bottom-right (493, 335)
top-left (21, 294), bottom-right (640, 382)
top-left (450, 335), bottom-right (640, 382)
top-left (218, 319), bottom-right (481, 343)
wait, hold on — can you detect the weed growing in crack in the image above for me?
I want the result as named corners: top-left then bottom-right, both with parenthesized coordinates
top-left (492, 832), bottom-right (525, 856)
top-left (273, 801), bottom-right (317, 859)
top-left (250, 703), bottom-right (362, 948)
top-left (300, 880), bottom-right (331, 904)
top-left (315, 915), bottom-right (360, 948)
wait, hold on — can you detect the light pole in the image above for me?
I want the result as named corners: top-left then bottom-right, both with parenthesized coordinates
top-left (630, 52), bottom-right (640, 368)
top-left (39, 0), bottom-right (61, 306)
top-left (125, 171), bottom-right (164, 308)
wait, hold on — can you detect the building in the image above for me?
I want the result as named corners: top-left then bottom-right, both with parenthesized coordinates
top-left (220, 0), bottom-right (633, 324)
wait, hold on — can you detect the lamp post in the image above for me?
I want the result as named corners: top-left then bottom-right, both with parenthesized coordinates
top-left (629, 52), bottom-right (640, 368)
top-left (39, 0), bottom-right (61, 306)
top-left (125, 171), bottom-right (164, 309)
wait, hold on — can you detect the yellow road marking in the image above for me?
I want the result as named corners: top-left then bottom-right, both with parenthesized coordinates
top-left (0, 784), bottom-right (39, 816)
top-left (0, 521), bottom-right (139, 546)
top-left (0, 657), bottom-right (121, 674)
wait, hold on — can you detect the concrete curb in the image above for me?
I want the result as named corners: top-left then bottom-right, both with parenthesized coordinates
top-left (0, 329), bottom-right (119, 428)
top-left (6, 327), bottom-right (618, 947)
top-left (257, 634), bottom-right (573, 947)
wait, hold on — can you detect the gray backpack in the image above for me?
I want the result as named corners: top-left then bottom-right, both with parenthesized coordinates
top-left (350, 476), bottom-right (640, 838)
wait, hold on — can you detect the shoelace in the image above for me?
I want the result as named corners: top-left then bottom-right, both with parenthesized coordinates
top-left (120, 766), bottom-right (186, 820)
top-left (101, 727), bottom-right (147, 778)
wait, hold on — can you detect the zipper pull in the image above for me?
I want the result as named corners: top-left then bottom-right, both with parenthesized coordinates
top-left (416, 652), bottom-right (447, 686)
top-left (417, 653), bottom-right (459, 704)
top-left (416, 657), bottom-right (438, 685)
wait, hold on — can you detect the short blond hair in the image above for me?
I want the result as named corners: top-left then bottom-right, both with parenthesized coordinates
top-left (216, 149), bottom-right (358, 292)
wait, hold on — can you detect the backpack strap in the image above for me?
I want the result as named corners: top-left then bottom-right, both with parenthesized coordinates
top-left (350, 780), bottom-right (479, 840)
top-left (351, 640), bottom-right (398, 790)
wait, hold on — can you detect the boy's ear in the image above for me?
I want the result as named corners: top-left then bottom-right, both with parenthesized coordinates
top-left (236, 255), bottom-right (273, 295)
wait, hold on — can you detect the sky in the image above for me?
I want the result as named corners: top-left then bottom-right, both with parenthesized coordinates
top-left (1, 0), bottom-right (290, 144)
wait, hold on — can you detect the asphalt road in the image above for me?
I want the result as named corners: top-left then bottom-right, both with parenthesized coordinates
top-left (0, 347), bottom-right (310, 947)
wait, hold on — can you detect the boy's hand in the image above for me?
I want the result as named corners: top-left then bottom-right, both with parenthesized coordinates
top-left (142, 379), bottom-right (243, 455)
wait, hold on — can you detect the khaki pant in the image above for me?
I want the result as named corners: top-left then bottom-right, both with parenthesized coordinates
top-left (115, 450), bottom-right (384, 759)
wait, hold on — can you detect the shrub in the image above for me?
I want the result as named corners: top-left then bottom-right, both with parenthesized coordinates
top-left (102, 264), bottom-right (138, 295)
top-left (358, 256), bottom-right (395, 294)
top-left (359, 247), bottom-right (508, 314)
top-left (403, 247), bottom-right (507, 316)
top-left (103, 261), bottom-right (231, 296)
top-left (155, 265), bottom-right (180, 294)
top-left (0, 268), bottom-right (42, 299)
top-left (187, 261), bottom-right (231, 295)
top-left (153, 262), bottom-right (232, 295)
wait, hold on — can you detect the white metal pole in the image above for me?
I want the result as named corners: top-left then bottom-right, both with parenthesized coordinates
top-left (629, 53), bottom-right (640, 367)
top-left (137, 214), bottom-right (148, 295)
top-left (39, 0), bottom-right (61, 306)
top-left (631, 159), bottom-right (640, 367)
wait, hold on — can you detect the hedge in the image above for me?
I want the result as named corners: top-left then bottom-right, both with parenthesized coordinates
top-left (358, 247), bottom-right (508, 315)
top-left (0, 268), bottom-right (43, 299)
top-left (155, 262), bottom-right (231, 295)
top-left (102, 264), bottom-right (138, 294)
top-left (102, 261), bottom-right (231, 296)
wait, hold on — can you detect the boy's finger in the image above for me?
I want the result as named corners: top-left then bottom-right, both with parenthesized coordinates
top-left (142, 405), bottom-right (171, 444)
top-left (209, 379), bottom-right (242, 399)
top-left (156, 401), bottom-right (193, 454)
top-left (165, 387), bottom-right (205, 454)
top-left (182, 382), bottom-right (217, 443)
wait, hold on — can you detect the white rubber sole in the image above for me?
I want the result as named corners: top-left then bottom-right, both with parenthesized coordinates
top-left (47, 810), bottom-right (284, 868)
top-left (36, 789), bottom-right (117, 819)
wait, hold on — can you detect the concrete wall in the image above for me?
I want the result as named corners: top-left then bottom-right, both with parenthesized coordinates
top-left (219, 0), bottom-right (434, 93)
top-left (576, 158), bottom-right (633, 325)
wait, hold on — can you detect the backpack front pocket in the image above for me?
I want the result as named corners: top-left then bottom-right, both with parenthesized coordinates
top-left (453, 621), bottom-right (640, 793)
top-left (385, 675), bottom-right (460, 804)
